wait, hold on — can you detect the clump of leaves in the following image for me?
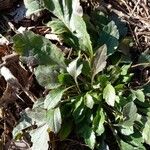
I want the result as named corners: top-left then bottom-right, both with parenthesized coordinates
top-left (13, 0), bottom-right (150, 150)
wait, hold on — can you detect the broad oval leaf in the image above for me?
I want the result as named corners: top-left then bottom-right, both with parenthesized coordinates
top-left (121, 126), bottom-right (134, 136)
top-left (84, 93), bottom-right (94, 109)
top-left (132, 89), bottom-right (145, 102)
top-left (34, 65), bottom-right (60, 89)
top-left (44, 87), bottom-right (65, 109)
top-left (13, 31), bottom-right (65, 67)
top-left (92, 44), bottom-right (107, 81)
top-left (103, 83), bottom-right (116, 106)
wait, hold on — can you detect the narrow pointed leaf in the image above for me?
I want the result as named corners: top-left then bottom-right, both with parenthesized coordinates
top-left (92, 44), bottom-right (107, 81)
top-left (73, 97), bottom-right (85, 123)
top-left (46, 107), bottom-right (62, 133)
top-left (67, 57), bottom-right (83, 83)
top-left (93, 108), bottom-right (105, 136)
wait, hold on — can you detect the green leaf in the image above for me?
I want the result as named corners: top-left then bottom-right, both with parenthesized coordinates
top-left (120, 140), bottom-right (140, 150)
top-left (109, 13), bottom-right (128, 38)
top-left (34, 65), bottom-right (60, 89)
top-left (71, 14), bottom-right (93, 56)
top-left (47, 20), bottom-right (79, 50)
top-left (138, 107), bottom-right (150, 117)
top-left (142, 117), bottom-right (150, 145)
top-left (82, 60), bottom-right (91, 76)
top-left (84, 93), bottom-right (94, 109)
top-left (120, 126), bottom-right (134, 135)
top-left (44, 0), bottom-right (93, 56)
top-left (58, 120), bottom-right (73, 140)
top-left (67, 57), bottom-right (83, 86)
top-left (144, 85), bottom-right (150, 96)
top-left (73, 97), bottom-right (85, 123)
top-left (47, 20), bottom-right (70, 34)
top-left (104, 21), bottom-right (119, 39)
top-left (44, 0), bottom-right (72, 24)
top-left (120, 64), bottom-right (131, 75)
top-left (24, 0), bottom-right (44, 16)
top-left (58, 73), bottom-right (74, 85)
top-left (98, 74), bottom-right (109, 89)
top-left (93, 108), bottom-right (105, 136)
top-left (13, 31), bottom-right (65, 67)
top-left (103, 84), bottom-right (116, 106)
top-left (132, 89), bottom-right (145, 102)
top-left (92, 44), bottom-right (107, 82)
top-left (46, 107), bottom-right (62, 133)
top-left (44, 87), bottom-right (65, 109)
top-left (83, 126), bottom-right (96, 150)
top-left (122, 102), bottom-right (138, 126)
top-left (30, 124), bottom-right (49, 150)
top-left (99, 21), bottom-right (119, 55)
top-left (122, 73), bottom-right (133, 83)
top-left (121, 123), bottom-right (145, 149)
top-left (129, 131), bottom-right (145, 149)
